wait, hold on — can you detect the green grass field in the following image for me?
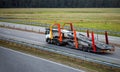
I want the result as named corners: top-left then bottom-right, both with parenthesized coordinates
top-left (0, 8), bottom-right (120, 32)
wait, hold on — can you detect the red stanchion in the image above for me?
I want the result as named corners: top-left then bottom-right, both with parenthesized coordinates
top-left (91, 31), bottom-right (96, 52)
top-left (105, 31), bottom-right (109, 44)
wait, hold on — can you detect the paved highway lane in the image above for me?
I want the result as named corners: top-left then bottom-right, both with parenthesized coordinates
top-left (0, 46), bottom-right (84, 72)
top-left (0, 22), bottom-right (120, 45)
top-left (0, 28), bottom-right (120, 65)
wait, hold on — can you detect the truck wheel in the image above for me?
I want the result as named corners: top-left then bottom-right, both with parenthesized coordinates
top-left (46, 38), bottom-right (51, 44)
top-left (83, 48), bottom-right (87, 52)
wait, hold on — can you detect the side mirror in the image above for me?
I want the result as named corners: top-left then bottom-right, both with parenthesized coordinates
top-left (45, 31), bottom-right (47, 34)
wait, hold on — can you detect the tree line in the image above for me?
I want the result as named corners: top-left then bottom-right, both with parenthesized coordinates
top-left (0, 0), bottom-right (120, 8)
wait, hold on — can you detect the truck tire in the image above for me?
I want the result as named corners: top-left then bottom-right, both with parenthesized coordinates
top-left (56, 41), bottom-right (60, 46)
top-left (55, 40), bottom-right (61, 46)
top-left (46, 38), bottom-right (51, 44)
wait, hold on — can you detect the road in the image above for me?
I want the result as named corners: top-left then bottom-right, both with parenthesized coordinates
top-left (0, 46), bottom-right (84, 72)
top-left (0, 27), bottom-right (120, 65)
top-left (0, 22), bottom-right (120, 45)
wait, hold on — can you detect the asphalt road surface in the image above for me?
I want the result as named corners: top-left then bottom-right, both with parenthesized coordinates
top-left (0, 28), bottom-right (120, 65)
top-left (0, 46), bottom-right (84, 72)
top-left (0, 22), bottom-right (120, 45)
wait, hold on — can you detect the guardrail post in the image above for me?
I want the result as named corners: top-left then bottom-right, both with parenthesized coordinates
top-left (105, 31), bottom-right (109, 44)
top-left (4, 24), bottom-right (6, 27)
top-left (32, 27), bottom-right (33, 31)
top-left (2, 24), bottom-right (3, 27)
top-left (13, 25), bottom-right (15, 28)
top-left (25, 27), bottom-right (26, 30)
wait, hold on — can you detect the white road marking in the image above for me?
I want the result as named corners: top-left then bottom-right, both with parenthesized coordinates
top-left (0, 27), bottom-right (120, 64)
top-left (0, 46), bottom-right (85, 72)
top-left (0, 32), bottom-right (120, 61)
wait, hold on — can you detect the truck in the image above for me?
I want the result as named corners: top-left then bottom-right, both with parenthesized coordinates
top-left (45, 23), bottom-right (115, 53)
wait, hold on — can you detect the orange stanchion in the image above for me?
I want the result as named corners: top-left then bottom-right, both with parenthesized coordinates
top-left (62, 23), bottom-right (73, 31)
top-left (73, 30), bottom-right (79, 49)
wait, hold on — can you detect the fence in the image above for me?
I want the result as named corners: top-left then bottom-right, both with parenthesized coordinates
top-left (0, 17), bottom-right (120, 36)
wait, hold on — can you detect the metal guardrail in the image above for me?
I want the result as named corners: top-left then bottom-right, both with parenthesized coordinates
top-left (0, 36), bottom-right (120, 68)
top-left (0, 17), bottom-right (120, 36)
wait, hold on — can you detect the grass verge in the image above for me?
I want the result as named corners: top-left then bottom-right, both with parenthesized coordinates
top-left (0, 8), bottom-right (120, 34)
top-left (0, 40), bottom-right (120, 72)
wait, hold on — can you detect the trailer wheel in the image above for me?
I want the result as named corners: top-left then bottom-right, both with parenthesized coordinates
top-left (81, 45), bottom-right (85, 51)
top-left (55, 40), bottom-right (61, 46)
top-left (87, 49), bottom-right (91, 52)
top-left (56, 42), bottom-right (60, 46)
top-left (83, 48), bottom-right (87, 52)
